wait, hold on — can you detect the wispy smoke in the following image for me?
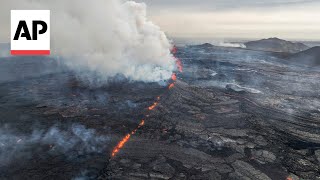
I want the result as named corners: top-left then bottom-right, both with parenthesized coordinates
top-left (0, 124), bottom-right (110, 166)
top-left (218, 42), bottom-right (246, 48)
top-left (0, 0), bottom-right (175, 85)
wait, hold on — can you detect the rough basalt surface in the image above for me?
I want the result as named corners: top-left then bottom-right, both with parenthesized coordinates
top-left (98, 46), bottom-right (320, 180)
top-left (1, 45), bottom-right (320, 179)
top-left (98, 81), bottom-right (320, 180)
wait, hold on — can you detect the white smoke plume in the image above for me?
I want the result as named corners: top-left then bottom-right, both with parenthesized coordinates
top-left (0, 0), bottom-right (175, 85)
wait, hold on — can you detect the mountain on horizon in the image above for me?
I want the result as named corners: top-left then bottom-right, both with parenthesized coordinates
top-left (289, 46), bottom-right (320, 66)
top-left (244, 37), bottom-right (309, 53)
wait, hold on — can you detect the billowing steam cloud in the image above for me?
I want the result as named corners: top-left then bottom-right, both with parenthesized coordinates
top-left (0, 0), bottom-right (175, 85)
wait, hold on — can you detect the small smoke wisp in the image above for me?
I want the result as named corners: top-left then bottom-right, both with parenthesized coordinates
top-left (0, 0), bottom-right (175, 86)
top-left (218, 42), bottom-right (246, 48)
top-left (0, 124), bottom-right (110, 166)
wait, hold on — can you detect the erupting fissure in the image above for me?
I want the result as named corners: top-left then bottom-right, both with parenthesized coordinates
top-left (171, 73), bottom-right (177, 81)
top-left (176, 58), bottom-right (183, 73)
top-left (148, 102), bottom-right (158, 111)
top-left (111, 46), bottom-right (182, 158)
top-left (168, 83), bottom-right (175, 89)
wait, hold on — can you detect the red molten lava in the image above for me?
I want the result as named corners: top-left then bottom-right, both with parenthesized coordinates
top-left (171, 73), bottom-right (177, 81)
top-left (171, 46), bottom-right (183, 73)
top-left (175, 58), bottom-right (183, 72)
top-left (171, 46), bottom-right (177, 54)
top-left (139, 120), bottom-right (145, 127)
top-left (111, 119), bottom-right (146, 157)
top-left (168, 83), bottom-right (175, 89)
top-left (111, 44), bottom-right (183, 158)
top-left (111, 98), bottom-right (161, 157)
top-left (148, 102), bottom-right (158, 110)
top-left (111, 133), bottom-right (131, 157)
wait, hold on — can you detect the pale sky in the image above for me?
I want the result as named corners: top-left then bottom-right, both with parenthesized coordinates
top-left (138, 0), bottom-right (320, 40)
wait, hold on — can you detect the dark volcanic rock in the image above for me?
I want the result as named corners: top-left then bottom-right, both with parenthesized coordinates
top-left (98, 45), bottom-right (320, 179)
top-left (289, 46), bottom-right (320, 66)
top-left (0, 60), bottom-right (166, 179)
top-left (99, 80), bottom-right (320, 179)
top-left (251, 150), bottom-right (276, 164)
top-left (231, 160), bottom-right (271, 180)
top-left (190, 43), bottom-right (215, 48)
top-left (0, 56), bottom-right (63, 83)
top-left (245, 38), bottom-right (309, 53)
top-left (2, 44), bottom-right (320, 179)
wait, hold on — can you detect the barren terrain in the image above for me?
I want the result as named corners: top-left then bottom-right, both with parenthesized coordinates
top-left (1, 45), bottom-right (320, 179)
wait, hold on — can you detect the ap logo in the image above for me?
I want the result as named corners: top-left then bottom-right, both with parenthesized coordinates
top-left (11, 10), bottom-right (50, 55)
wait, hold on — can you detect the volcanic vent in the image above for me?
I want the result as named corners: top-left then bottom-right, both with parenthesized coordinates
top-left (110, 47), bottom-right (183, 158)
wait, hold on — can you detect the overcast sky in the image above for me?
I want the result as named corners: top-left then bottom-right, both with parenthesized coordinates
top-left (138, 0), bottom-right (320, 40)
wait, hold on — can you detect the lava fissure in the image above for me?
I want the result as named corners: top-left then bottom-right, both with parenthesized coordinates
top-left (110, 46), bottom-right (182, 158)
top-left (111, 96), bottom-right (161, 157)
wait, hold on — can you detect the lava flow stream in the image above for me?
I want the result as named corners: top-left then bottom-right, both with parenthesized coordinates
top-left (111, 119), bottom-right (145, 157)
top-left (111, 46), bottom-right (182, 158)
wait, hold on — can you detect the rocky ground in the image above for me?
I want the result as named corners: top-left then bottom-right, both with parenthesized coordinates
top-left (99, 46), bottom-right (320, 180)
top-left (1, 44), bottom-right (320, 179)
top-left (0, 64), bottom-right (166, 179)
top-left (98, 81), bottom-right (320, 180)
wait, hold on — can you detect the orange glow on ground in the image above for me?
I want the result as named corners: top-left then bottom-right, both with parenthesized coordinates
top-left (139, 120), bottom-right (145, 127)
top-left (171, 46), bottom-right (177, 54)
top-left (171, 73), bottom-right (177, 81)
top-left (111, 119), bottom-right (146, 157)
top-left (148, 102), bottom-right (158, 110)
top-left (169, 83), bottom-right (175, 89)
top-left (111, 133), bottom-right (131, 157)
top-left (175, 58), bottom-right (183, 72)
top-left (111, 44), bottom-right (183, 158)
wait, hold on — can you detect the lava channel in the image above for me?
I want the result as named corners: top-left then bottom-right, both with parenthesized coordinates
top-left (111, 46), bottom-right (182, 158)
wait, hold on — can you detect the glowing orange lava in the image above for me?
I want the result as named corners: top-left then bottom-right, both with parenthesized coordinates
top-left (171, 46), bottom-right (182, 73)
top-left (168, 83), bottom-right (175, 89)
top-left (111, 133), bottom-right (131, 157)
top-left (175, 58), bottom-right (183, 72)
top-left (139, 120), bottom-right (145, 127)
top-left (171, 73), bottom-right (177, 81)
top-left (148, 102), bottom-right (158, 110)
top-left (111, 100), bottom-right (161, 157)
top-left (171, 46), bottom-right (177, 54)
top-left (111, 45), bottom-right (183, 158)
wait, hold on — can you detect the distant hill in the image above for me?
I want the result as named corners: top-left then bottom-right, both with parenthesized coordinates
top-left (190, 43), bottom-right (215, 48)
top-left (289, 46), bottom-right (320, 66)
top-left (244, 38), bottom-right (309, 53)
